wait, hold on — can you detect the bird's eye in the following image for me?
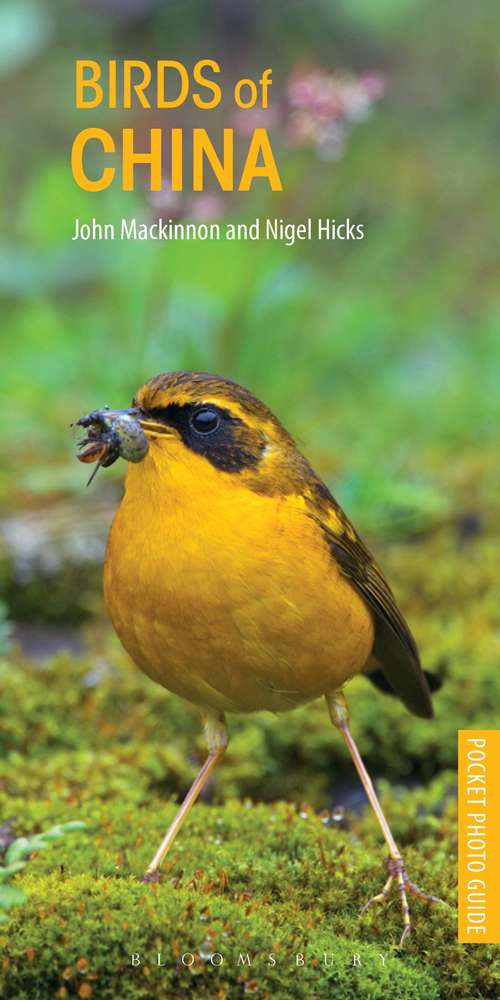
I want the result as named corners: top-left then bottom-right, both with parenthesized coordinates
top-left (189, 407), bottom-right (221, 435)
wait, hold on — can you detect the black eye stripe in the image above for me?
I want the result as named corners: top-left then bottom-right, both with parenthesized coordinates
top-left (146, 402), bottom-right (265, 473)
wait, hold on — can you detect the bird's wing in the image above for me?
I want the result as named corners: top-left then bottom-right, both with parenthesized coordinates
top-left (304, 485), bottom-right (433, 719)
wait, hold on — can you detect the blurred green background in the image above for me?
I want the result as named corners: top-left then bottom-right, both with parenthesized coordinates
top-left (1, 0), bottom-right (499, 522)
top-left (1, 3), bottom-right (500, 996)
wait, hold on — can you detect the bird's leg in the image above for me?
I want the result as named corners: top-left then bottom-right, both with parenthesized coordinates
top-left (142, 710), bottom-right (227, 883)
top-left (326, 691), bottom-right (444, 947)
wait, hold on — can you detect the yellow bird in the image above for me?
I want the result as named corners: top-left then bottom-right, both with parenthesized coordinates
top-left (76, 370), bottom-right (443, 946)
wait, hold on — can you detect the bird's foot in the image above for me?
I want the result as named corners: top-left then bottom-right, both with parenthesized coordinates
top-left (360, 855), bottom-right (446, 948)
top-left (141, 868), bottom-right (161, 884)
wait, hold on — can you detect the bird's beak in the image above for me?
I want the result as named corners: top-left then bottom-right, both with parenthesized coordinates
top-left (109, 406), bottom-right (173, 438)
top-left (136, 414), bottom-right (174, 437)
top-left (76, 405), bottom-right (173, 443)
top-left (79, 407), bottom-right (173, 437)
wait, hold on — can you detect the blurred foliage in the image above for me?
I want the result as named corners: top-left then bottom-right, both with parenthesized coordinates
top-left (0, 2), bottom-right (53, 80)
top-left (0, 600), bottom-right (14, 653)
top-left (0, 0), bottom-right (499, 541)
top-left (0, 821), bottom-right (86, 924)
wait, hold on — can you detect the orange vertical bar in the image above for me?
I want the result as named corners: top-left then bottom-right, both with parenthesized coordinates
top-left (458, 730), bottom-right (500, 943)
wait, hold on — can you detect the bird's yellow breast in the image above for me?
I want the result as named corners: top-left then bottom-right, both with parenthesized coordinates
top-left (104, 439), bottom-right (374, 714)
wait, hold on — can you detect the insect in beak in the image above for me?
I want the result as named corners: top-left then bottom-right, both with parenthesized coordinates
top-left (74, 407), bottom-right (149, 485)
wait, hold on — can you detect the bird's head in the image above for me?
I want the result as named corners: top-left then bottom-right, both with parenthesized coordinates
top-left (76, 371), bottom-right (312, 494)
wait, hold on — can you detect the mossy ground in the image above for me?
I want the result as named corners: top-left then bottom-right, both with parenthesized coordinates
top-left (0, 783), bottom-right (496, 1000)
top-left (1, 520), bottom-right (500, 998)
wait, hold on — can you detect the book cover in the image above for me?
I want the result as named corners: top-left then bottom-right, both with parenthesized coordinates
top-left (0, 1), bottom-right (498, 998)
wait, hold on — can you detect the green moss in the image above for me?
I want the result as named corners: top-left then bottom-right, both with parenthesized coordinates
top-left (1, 520), bottom-right (500, 997)
top-left (0, 794), bottom-right (496, 1000)
top-left (0, 562), bottom-right (102, 625)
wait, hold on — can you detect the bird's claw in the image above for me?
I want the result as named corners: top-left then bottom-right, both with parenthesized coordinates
top-left (141, 869), bottom-right (161, 884)
top-left (360, 855), bottom-right (446, 948)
